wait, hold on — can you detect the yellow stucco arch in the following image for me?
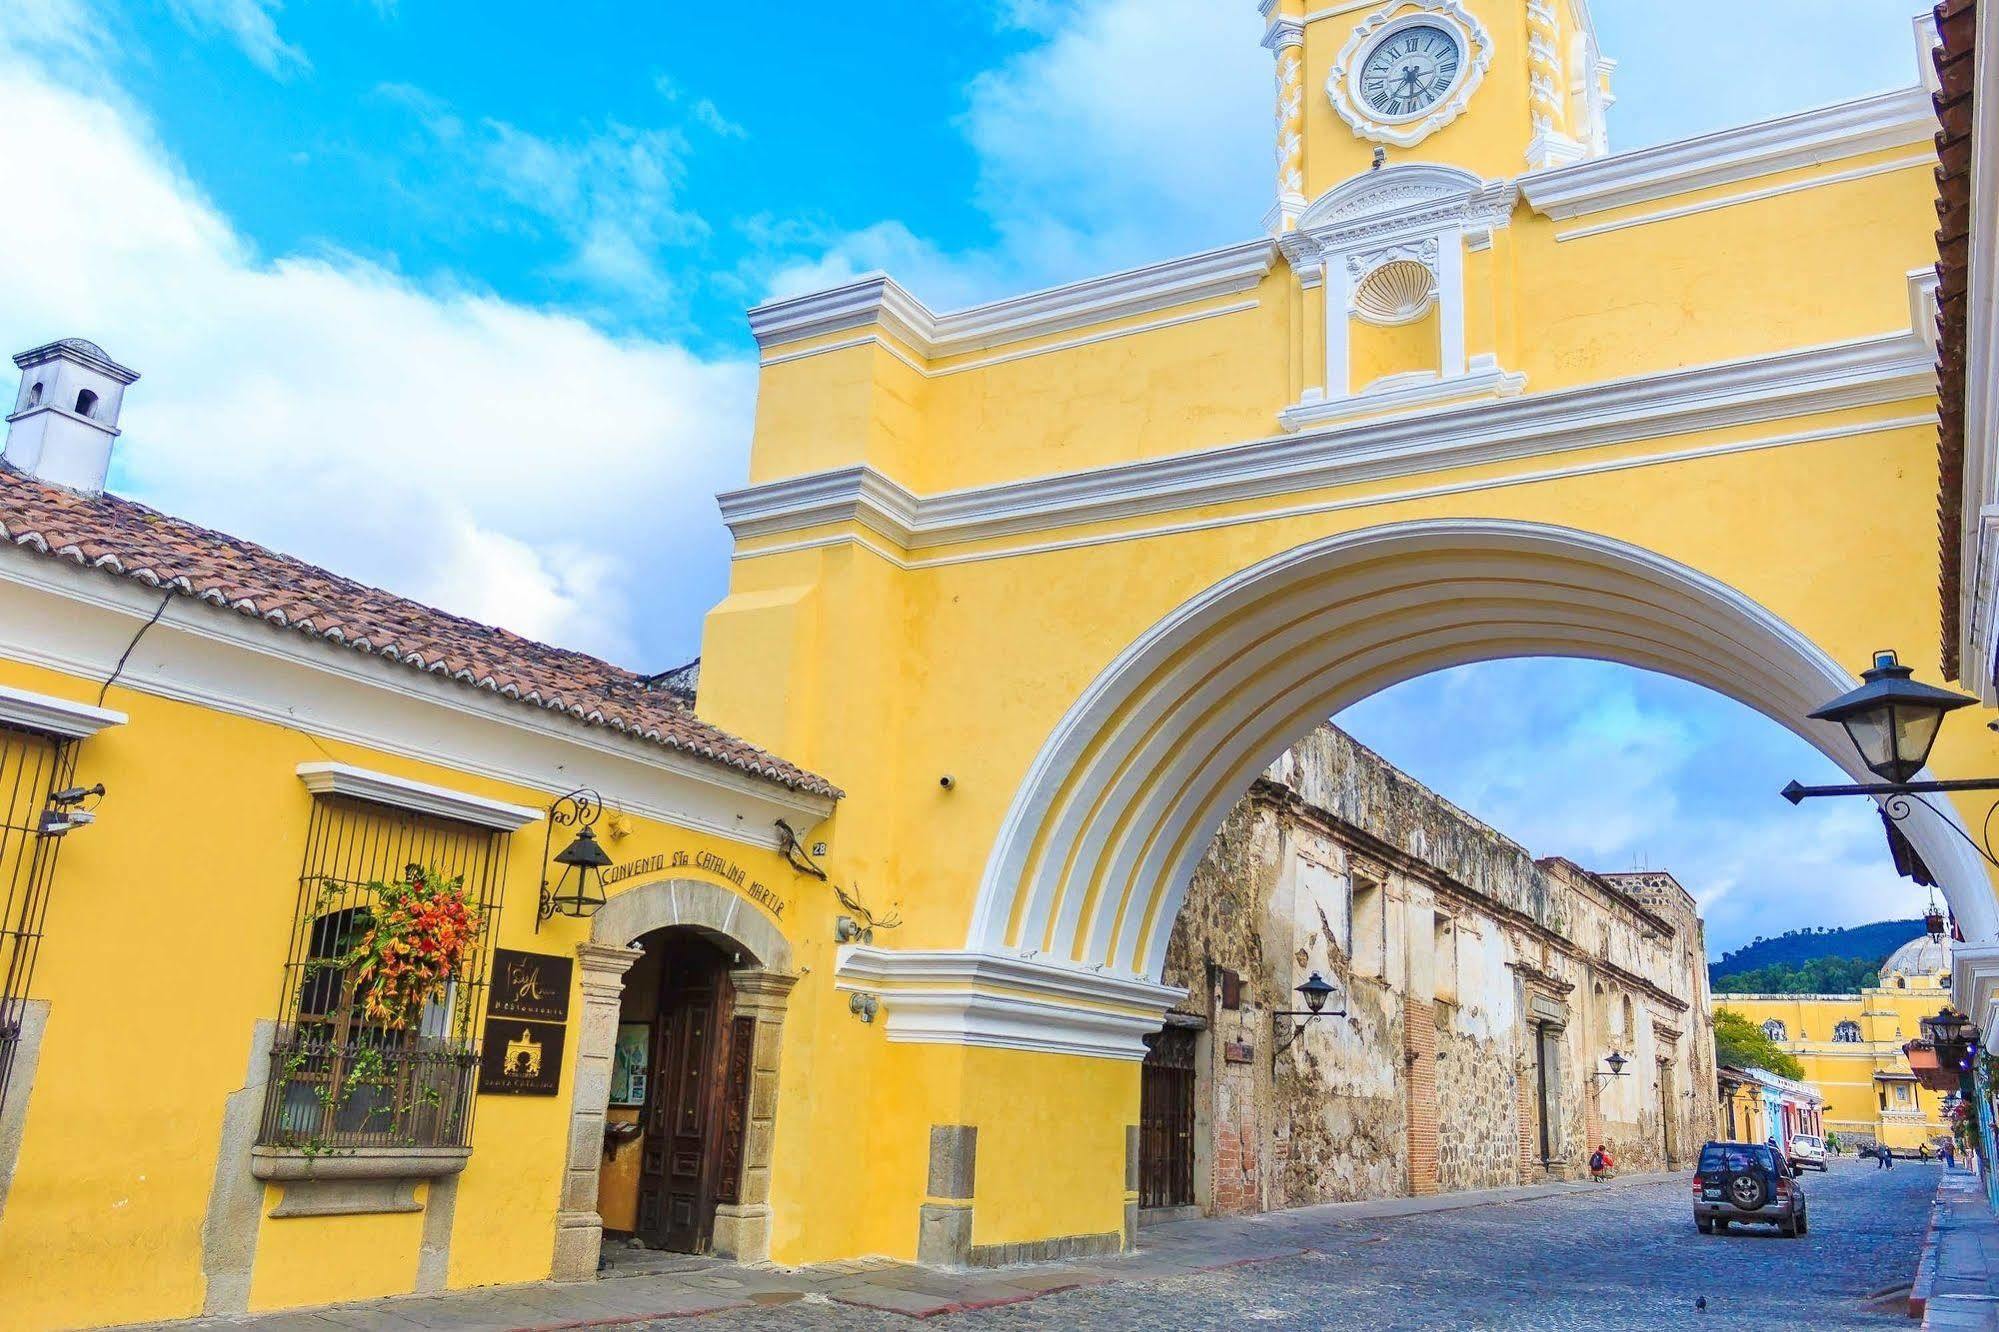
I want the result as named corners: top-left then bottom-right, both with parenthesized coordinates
top-left (971, 519), bottom-right (1997, 979)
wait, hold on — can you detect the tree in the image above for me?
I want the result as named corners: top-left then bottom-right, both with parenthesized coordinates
top-left (1712, 1008), bottom-right (1806, 1080)
top-left (1712, 956), bottom-right (1880, 995)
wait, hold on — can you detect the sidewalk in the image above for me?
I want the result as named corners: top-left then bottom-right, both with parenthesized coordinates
top-left (146, 1171), bottom-right (1676, 1330)
top-left (1912, 1165), bottom-right (1999, 1330)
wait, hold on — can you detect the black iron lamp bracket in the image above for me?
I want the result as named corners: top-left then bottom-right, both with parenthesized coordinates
top-left (1783, 777), bottom-right (1999, 870)
top-left (537, 787), bottom-right (603, 930)
top-left (1270, 1004), bottom-right (1346, 1067)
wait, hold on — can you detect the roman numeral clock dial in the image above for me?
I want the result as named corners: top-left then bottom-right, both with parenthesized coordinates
top-left (1356, 23), bottom-right (1462, 120)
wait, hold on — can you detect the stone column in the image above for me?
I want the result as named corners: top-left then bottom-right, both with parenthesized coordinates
top-left (552, 941), bottom-right (640, 1282)
top-left (1262, 16), bottom-right (1307, 234)
top-left (711, 967), bottom-right (797, 1264)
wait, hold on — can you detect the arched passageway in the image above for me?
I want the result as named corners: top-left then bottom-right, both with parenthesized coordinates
top-left (553, 879), bottom-right (797, 1279)
top-left (970, 519), bottom-right (1994, 985)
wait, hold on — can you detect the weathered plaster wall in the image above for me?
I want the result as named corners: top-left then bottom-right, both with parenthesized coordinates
top-left (1159, 724), bottom-right (1716, 1216)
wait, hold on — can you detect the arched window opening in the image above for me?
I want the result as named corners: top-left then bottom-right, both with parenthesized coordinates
top-left (1833, 1020), bottom-right (1861, 1043)
top-left (73, 388), bottom-right (98, 418)
top-left (25, 382), bottom-right (42, 408)
top-left (1620, 994), bottom-right (1634, 1039)
top-left (1762, 1019), bottom-right (1787, 1042)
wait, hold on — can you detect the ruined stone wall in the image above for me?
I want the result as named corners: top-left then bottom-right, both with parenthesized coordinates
top-left (1160, 723), bottom-right (1716, 1215)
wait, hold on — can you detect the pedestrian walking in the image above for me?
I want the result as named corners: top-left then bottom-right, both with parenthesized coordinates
top-left (1875, 1144), bottom-right (1894, 1169)
top-left (1942, 1138), bottom-right (1957, 1170)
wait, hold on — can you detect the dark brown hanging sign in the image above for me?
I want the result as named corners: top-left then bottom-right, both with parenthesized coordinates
top-left (488, 948), bottom-right (573, 1023)
top-left (479, 1021), bottom-right (566, 1096)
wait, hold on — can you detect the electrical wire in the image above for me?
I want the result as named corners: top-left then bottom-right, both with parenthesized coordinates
top-left (96, 590), bottom-right (173, 707)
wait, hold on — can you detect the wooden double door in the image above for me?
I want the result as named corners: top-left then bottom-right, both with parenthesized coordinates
top-left (636, 935), bottom-right (755, 1253)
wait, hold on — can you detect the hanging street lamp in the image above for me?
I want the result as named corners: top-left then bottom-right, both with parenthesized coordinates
top-left (1590, 1051), bottom-right (1630, 1082)
top-left (1803, 650), bottom-right (1975, 784)
top-left (1271, 971), bottom-right (1345, 1068)
top-left (537, 788), bottom-right (612, 929)
top-left (1782, 650), bottom-right (1999, 869)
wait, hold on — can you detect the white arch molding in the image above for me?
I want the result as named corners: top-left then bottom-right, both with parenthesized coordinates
top-left (963, 518), bottom-right (1996, 986)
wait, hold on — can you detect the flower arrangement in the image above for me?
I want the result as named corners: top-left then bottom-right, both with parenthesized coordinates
top-left (346, 864), bottom-right (481, 1029)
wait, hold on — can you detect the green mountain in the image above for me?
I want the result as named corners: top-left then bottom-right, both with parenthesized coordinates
top-left (1709, 919), bottom-right (1925, 987)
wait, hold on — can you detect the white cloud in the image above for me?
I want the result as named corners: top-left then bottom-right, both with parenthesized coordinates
top-left (1336, 660), bottom-right (1928, 956)
top-left (166, 0), bottom-right (308, 77)
top-left (755, 0), bottom-right (1269, 309)
top-left (0, 50), bottom-right (754, 666)
top-left (378, 87), bottom-right (712, 319)
top-left (756, 219), bottom-right (1002, 311)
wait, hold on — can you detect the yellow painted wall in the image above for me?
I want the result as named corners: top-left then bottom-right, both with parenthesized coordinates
top-left (1349, 305), bottom-right (1440, 391)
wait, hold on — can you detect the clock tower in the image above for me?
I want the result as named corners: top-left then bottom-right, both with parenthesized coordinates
top-left (1261, 0), bottom-right (1614, 234)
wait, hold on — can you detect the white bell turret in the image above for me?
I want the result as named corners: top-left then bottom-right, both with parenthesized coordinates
top-left (5, 338), bottom-right (140, 494)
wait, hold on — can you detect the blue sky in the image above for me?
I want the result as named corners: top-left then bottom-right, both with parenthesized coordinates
top-left (0, 0), bottom-right (1940, 952)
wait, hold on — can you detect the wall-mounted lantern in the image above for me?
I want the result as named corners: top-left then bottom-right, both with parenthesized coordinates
top-left (1783, 650), bottom-right (1999, 871)
top-left (537, 788), bottom-right (610, 929)
top-left (1271, 971), bottom-right (1344, 1069)
top-left (1590, 1051), bottom-right (1629, 1082)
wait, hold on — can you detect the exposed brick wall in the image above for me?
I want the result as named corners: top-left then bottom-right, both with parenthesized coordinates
top-left (1516, 1047), bottom-right (1540, 1180)
top-left (1211, 1053), bottom-right (1260, 1215)
top-left (1405, 999), bottom-right (1439, 1195)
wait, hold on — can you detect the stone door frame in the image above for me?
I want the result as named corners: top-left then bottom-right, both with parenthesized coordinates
top-left (552, 879), bottom-right (795, 1280)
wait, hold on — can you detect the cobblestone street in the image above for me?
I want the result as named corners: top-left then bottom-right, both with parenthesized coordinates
top-left (178, 1160), bottom-right (1943, 1332)
top-left (658, 1163), bottom-right (1932, 1331)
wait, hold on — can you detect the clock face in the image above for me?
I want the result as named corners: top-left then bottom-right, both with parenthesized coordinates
top-left (1356, 23), bottom-right (1463, 121)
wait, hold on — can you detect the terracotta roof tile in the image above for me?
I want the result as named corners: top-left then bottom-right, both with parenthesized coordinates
top-left (1935, 0), bottom-right (1975, 680)
top-left (0, 465), bottom-right (839, 800)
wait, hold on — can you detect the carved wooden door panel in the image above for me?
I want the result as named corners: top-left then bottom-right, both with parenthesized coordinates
top-left (714, 1015), bottom-right (755, 1206)
top-left (1140, 1025), bottom-right (1197, 1209)
top-left (637, 938), bottom-right (730, 1253)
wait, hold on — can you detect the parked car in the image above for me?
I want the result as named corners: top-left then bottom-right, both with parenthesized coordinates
top-left (1789, 1133), bottom-right (1828, 1172)
top-left (1693, 1141), bottom-right (1809, 1237)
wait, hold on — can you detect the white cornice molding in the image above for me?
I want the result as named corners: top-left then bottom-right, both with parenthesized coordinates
top-left (0, 682), bottom-right (125, 740)
top-left (748, 240), bottom-right (1277, 358)
top-left (1279, 362), bottom-right (1527, 431)
top-left (0, 553), bottom-right (834, 846)
top-left (1262, 15), bottom-right (1305, 50)
top-left (1520, 86), bottom-right (1935, 220)
top-left (834, 946), bottom-right (1184, 1060)
top-left (296, 761), bottom-right (542, 832)
top-left (1285, 164), bottom-right (1516, 259)
top-left (721, 331), bottom-right (1936, 551)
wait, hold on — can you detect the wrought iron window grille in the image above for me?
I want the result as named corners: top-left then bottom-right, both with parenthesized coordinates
top-left (0, 723), bottom-right (78, 1111)
top-left (257, 795), bottom-right (508, 1154)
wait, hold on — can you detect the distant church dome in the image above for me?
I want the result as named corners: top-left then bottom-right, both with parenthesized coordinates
top-left (1879, 932), bottom-right (1952, 983)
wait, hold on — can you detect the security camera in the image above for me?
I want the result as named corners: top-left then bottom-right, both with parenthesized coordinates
top-left (939, 775), bottom-right (956, 790)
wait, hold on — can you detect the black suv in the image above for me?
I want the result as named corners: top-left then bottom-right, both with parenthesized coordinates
top-left (1693, 1141), bottom-right (1808, 1237)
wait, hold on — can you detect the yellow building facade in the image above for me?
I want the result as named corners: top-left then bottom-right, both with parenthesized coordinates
top-left (1718, 935), bottom-right (1956, 1152)
top-left (3, 2), bottom-right (1999, 1329)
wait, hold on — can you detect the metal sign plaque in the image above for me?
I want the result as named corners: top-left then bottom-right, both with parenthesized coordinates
top-left (488, 949), bottom-right (573, 1023)
top-left (480, 1019), bottom-right (566, 1096)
